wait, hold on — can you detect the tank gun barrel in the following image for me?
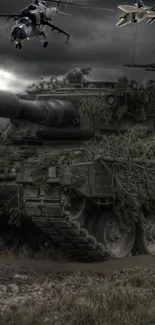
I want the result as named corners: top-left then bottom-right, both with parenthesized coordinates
top-left (145, 68), bottom-right (155, 71)
top-left (0, 90), bottom-right (77, 127)
top-left (124, 63), bottom-right (155, 70)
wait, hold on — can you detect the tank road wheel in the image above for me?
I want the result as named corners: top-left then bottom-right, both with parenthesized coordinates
top-left (95, 213), bottom-right (136, 258)
top-left (137, 215), bottom-right (155, 256)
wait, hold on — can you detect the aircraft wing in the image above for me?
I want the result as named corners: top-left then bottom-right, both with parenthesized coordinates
top-left (147, 11), bottom-right (155, 18)
top-left (42, 19), bottom-right (70, 43)
top-left (146, 17), bottom-right (155, 24)
top-left (0, 14), bottom-right (19, 21)
top-left (118, 5), bottom-right (137, 12)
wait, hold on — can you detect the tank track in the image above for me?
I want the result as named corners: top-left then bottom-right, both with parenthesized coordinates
top-left (23, 183), bottom-right (111, 262)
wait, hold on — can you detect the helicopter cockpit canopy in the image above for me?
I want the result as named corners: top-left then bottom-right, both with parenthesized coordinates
top-left (18, 17), bottom-right (32, 26)
top-left (32, 0), bottom-right (40, 4)
top-left (27, 4), bottom-right (37, 10)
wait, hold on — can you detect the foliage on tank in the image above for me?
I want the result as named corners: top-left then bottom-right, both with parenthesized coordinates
top-left (26, 67), bottom-right (92, 92)
top-left (0, 124), bottom-right (21, 227)
top-left (31, 153), bottom-right (70, 188)
top-left (86, 125), bottom-right (155, 229)
top-left (24, 70), bottom-right (155, 126)
top-left (0, 125), bottom-right (153, 233)
top-left (79, 96), bottom-right (113, 124)
top-left (79, 76), bottom-right (155, 124)
top-left (26, 124), bottom-right (155, 230)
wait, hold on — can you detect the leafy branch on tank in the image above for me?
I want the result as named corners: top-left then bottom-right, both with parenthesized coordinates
top-left (26, 67), bottom-right (92, 93)
top-left (0, 124), bottom-right (19, 176)
top-left (114, 76), bottom-right (140, 91)
top-left (115, 76), bottom-right (155, 119)
top-left (31, 151), bottom-right (85, 213)
top-left (0, 123), bottom-right (12, 145)
top-left (85, 125), bottom-right (155, 230)
top-left (0, 171), bottom-right (22, 227)
top-left (0, 148), bottom-right (19, 176)
top-left (31, 156), bottom-right (49, 188)
top-left (79, 96), bottom-right (113, 125)
top-left (0, 126), bottom-right (22, 227)
top-left (31, 153), bottom-right (72, 188)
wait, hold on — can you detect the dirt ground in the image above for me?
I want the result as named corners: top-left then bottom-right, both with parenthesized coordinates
top-left (0, 256), bottom-right (155, 324)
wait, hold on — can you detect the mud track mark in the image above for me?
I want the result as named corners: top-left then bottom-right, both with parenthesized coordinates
top-left (0, 255), bottom-right (155, 274)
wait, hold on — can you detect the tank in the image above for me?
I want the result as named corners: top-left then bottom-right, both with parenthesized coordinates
top-left (0, 82), bottom-right (155, 262)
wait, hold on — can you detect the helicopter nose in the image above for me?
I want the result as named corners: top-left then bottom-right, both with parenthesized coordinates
top-left (11, 26), bottom-right (27, 40)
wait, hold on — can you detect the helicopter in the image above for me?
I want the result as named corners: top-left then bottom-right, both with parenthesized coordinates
top-left (0, 0), bottom-right (114, 49)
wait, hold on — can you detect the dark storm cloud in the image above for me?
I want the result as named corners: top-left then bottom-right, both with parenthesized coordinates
top-left (0, 0), bottom-right (155, 90)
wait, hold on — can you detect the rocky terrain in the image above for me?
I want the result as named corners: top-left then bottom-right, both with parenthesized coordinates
top-left (0, 257), bottom-right (155, 325)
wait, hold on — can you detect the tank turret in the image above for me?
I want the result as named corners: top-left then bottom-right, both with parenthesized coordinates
top-left (0, 86), bottom-right (154, 143)
top-left (67, 68), bottom-right (83, 87)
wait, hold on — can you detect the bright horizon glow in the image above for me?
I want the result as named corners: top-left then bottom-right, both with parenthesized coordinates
top-left (0, 69), bottom-right (16, 91)
top-left (0, 69), bottom-right (37, 93)
top-left (0, 69), bottom-right (69, 93)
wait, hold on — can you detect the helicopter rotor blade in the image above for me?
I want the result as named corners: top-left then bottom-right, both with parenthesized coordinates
top-left (46, 0), bottom-right (115, 11)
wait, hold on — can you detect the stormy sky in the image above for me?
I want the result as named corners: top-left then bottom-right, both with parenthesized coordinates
top-left (0, 0), bottom-right (155, 92)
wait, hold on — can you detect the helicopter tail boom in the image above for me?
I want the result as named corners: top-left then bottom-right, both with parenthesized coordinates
top-left (57, 10), bottom-right (72, 16)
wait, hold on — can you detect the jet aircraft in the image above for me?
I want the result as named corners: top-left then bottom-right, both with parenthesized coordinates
top-left (0, 0), bottom-right (114, 49)
top-left (116, 0), bottom-right (155, 27)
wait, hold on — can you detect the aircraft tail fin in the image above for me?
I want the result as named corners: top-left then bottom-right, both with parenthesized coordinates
top-left (151, 4), bottom-right (155, 11)
top-left (56, 0), bottom-right (71, 12)
top-left (135, 0), bottom-right (145, 8)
